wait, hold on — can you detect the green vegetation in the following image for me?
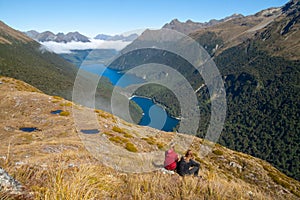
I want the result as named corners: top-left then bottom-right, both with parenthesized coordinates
top-left (194, 31), bottom-right (224, 56)
top-left (123, 132), bottom-right (133, 138)
top-left (60, 49), bottom-right (118, 67)
top-left (112, 126), bottom-right (125, 134)
top-left (112, 126), bottom-right (134, 138)
top-left (59, 102), bottom-right (73, 107)
top-left (102, 131), bottom-right (114, 137)
top-left (142, 137), bottom-right (166, 150)
top-left (125, 142), bottom-right (138, 152)
top-left (212, 41), bottom-right (300, 181)
top-left (156, 142), bottom-right (165, 150)
top-left (59, 111), bottom-right (70, 116)
top-left (0, 41), bottom-right (77, 99)
top-left (142, 137), bottom-right (156, 145)
top-left (212, 149), bottom-right (224, 156)
top-left (109, 136), bottom-right (129, 144)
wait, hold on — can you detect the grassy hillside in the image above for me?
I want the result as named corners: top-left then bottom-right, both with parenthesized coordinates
top-left (0, 77), bottom-right (299, 199)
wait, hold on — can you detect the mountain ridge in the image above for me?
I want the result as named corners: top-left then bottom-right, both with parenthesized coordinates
top-left (162, 13), bottom-right (244, 34)
top-left (24, 30), bottom-right (90, 43)
top-left (24, 30), bottom-right (139, 43)
top-left (94, 33), bottom-right (139, 41)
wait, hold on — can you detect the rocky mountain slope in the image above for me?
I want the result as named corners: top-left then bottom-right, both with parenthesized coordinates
top-left (0, 76), bottom-right (299, 199)
top-left (189, 7), bottom-right (283, 57)
top-left (189, 0), bottom-right (299, 60)
top-left (163, 14), bottom-right (244, 34)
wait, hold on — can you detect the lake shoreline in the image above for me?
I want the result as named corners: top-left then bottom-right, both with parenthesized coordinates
top-left (130, 95), bottom-right (181, 120)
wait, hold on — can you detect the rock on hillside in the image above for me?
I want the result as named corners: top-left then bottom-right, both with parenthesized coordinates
top-left (0, 76), bottom-right (299, 199)
top-left (0, 167), bottom-right (31, 198)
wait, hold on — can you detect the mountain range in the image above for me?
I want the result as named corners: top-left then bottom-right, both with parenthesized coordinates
top-left (94, 33), bottom-right (139, 41)
top-left (24, 30), bottom-right (139, 43)
top-left (24, 30), bottom-right (90, 43)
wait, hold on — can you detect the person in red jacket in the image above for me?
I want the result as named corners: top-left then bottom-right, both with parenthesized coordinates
top-left (164, 143), bottom-right (179, 171)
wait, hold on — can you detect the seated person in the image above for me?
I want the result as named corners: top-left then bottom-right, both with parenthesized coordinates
top-left (177, 149), bottom-right (200, 177)
top-left (164, 143), bottom-right (179, 171)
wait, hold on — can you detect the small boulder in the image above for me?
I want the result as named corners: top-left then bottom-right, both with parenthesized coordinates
top-left (0, 167), bottom-right (25, 196)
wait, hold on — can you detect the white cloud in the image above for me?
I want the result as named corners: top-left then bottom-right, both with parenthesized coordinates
top-left (40, 39), bottom-right (131, 54)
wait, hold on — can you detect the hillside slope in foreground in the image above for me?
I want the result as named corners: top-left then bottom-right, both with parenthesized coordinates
top-left (0, 76), bottom-right (299, 199)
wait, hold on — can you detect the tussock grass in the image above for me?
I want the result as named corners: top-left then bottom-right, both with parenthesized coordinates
top-left (51, 99), bottom-right (60, 103)
top-left (142, 137), bottom-right (166, 150)
top-left (116, 171), bottom-right (272, 200)
top-left (102, 131), bottom-right (114, 137)
top-left (142, 137), bottom-right (156, 145)
top-left (59, 102), bottom-right (73, 107)
top-left (59, 111), bottom-right (70, 116)
top-left (123, 132), bottom-right (133, 138)
top-left (52, 96), bottom-right (63, 100)
top-left (2, 152), bottom-right (121, 200)
top-left (0, 149), bottom-right (296, 200)
top-left (212, 149), bottom-right (224, 156)
top-left (109, 136), bottom-right (129, 144)
top-left (112, 126), bottom-right (125, 134)
top-left (125, 142), bottom-right (138, 152)
top-left (97, 110), bottom-right (112, 119)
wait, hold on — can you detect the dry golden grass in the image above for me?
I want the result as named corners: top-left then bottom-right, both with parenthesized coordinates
top-left (2, 154), bottom-right (121, 200)
top-left (59, 102), bottom-right (73, 107)
top-left (1, 154), bottom-right (275, 200)
top-left (114, 170), bottom-right (274, 200)
top-left (0, 135), bottom-right (298, 200)
top-left (1, 77), bottom-right (299, 200)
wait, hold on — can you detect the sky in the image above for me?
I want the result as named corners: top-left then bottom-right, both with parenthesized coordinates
top-left (0, 0), bottom-right (289, 37)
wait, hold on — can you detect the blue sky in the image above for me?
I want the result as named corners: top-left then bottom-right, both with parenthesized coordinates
top-left (0, 0), bottom-right (289, 37)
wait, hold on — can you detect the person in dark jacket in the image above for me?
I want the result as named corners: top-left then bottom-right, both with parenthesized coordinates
top-left (177, 149), bottom-right (200, 176)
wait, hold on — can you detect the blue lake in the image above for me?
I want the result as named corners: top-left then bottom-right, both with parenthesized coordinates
top-left (81, 64), bottom-right (179, 132)
top-left (80, 64), bottom-right (145, 87)
top-left (131, 97), bottom-right (179, 132)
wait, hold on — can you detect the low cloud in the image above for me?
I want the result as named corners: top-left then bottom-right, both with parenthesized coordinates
top-left (40, 39), bottom-right (131, 54)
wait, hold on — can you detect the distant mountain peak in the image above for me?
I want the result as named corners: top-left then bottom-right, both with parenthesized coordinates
top-left (163, 14), bottom-right (243, 34)
top-left (24, 30), bottom-right (90, 43)
top-left (94, 33), bottom-right (138, 41)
